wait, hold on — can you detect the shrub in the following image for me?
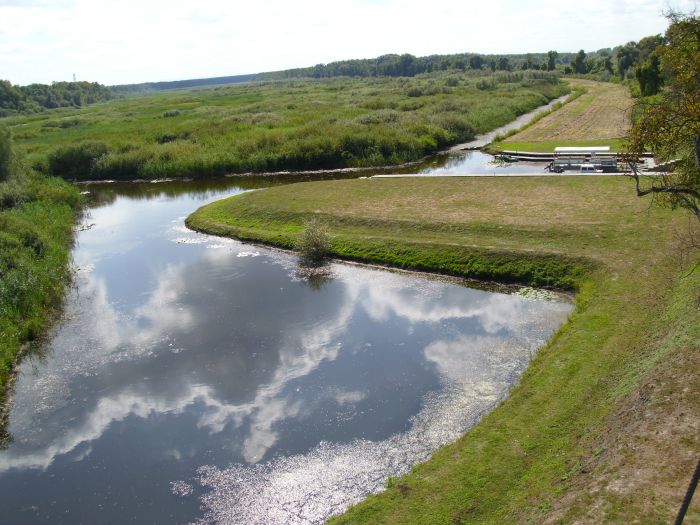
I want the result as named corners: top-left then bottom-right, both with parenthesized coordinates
top-left (476, 79), bottom-right (497, 90)
top-left (155, 132), bottom-right (178, 144)
top-left (432, 113), bottom-right (475, 140)
top-left (0, 124), bottom-right (12, 182)
top-left (154, 131), bottom-right (191, 144)
top-left (0, 214), bottom-right (45, 257)
top-left (42, 119), bottom-right (81, 129)
top-left (423, 85), bottom-right (450, 96)
top-left (296, 218), bottom-right (331, 266)
top-left (362, 98), bottom-right (394, 110)
top-left (91, 148), bottom-right (152, 179)
top-left (398, 99), bottom-right (424, 111)
top-left (354, 110), bottom-right (401, 125)
top-left (0, 179), bottom-right (32, 210)
top-left (48, 140), bottom-right (109, 179)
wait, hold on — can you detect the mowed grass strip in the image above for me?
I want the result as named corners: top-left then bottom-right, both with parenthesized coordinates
top-left (495, 138), bottom-right (626, 154)
top-left (498, 79), bottom-right (633, 152)
top-left (187, 176), bottom-right (700, 524)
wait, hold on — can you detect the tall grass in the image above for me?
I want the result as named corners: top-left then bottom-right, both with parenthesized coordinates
top-left (0, 138), bottom-right (81, 408)
top-left (6, 73), bottom-right (569, 180)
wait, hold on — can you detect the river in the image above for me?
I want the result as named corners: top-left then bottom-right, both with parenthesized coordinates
top-left (0, 153), bottom-right (569, 524)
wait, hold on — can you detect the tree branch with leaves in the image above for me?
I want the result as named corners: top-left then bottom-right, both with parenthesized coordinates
top-left (625, 11), bottom-right (700, 223)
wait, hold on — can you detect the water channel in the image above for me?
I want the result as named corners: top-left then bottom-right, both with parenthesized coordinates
top-left (0, 152), bottom-right (567, 524)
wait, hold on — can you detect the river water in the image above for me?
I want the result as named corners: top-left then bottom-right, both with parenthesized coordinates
top-left (0, 154), bottom-right (568, 524)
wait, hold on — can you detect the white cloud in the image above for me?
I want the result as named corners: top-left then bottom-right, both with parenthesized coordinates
top-left (1, 0), bottom-right (694, 85)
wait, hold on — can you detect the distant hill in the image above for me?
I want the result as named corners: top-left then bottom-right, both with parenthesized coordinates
top-left (110, 73), bottom-right (258, 94)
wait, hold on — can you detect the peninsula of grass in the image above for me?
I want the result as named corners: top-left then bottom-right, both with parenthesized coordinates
top-left (187, 176), bottom-right (699, 523)
top-left (4, 72), bottom-right (567, 181)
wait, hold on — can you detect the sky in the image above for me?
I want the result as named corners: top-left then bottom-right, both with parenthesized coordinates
top-left (0, 0), bottom-right (696, 86)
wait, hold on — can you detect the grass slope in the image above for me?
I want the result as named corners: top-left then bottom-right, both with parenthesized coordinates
top-left (492, 79), bottom-right (632, 153)
top-left (0, 174), bottom-right (81, 428)
top-left (4, 73), bottom-right (567, 180)
top-left (187, 176), bottom-right (700, 524)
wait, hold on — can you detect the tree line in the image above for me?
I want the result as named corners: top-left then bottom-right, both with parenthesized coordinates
top-left (0, 80), bottom-right (112, 117)
top-left (255, 52), bottom-right (578, 80)
top-left (563, 35), bottom-right (664, 96)
top-left (255, 42), bottom-right (663, 96)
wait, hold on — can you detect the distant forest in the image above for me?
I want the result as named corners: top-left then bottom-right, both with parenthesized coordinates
top-left (0, 35), bottom-right (664, 116)
top-left (255, 39), bottom-right (662, 91)
top-left (257, 51), bottom-right (578, 79)
top-left (0, 81), bottom-right (113, 117)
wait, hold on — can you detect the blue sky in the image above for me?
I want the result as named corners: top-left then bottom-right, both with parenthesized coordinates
top-left (0, 0), bottom-right (696, 85)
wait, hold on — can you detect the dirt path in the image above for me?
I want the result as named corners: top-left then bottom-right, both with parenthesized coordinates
top-left (504, 79), bottom-right (633, 143)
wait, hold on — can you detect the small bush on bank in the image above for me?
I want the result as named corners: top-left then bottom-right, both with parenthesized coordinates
top-left (296, 218), bottom-right (331, 266)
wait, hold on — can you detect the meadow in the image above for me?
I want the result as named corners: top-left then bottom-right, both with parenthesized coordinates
top-left (187, 176), bottom-right (699, 523)
top-left (4, 72), bottom-right (567, 180)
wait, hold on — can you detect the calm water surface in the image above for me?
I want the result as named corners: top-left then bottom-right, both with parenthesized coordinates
top-left (416, 150), bottom-right (547, 175)
top-left (0, 173), bottom-right (570, 524)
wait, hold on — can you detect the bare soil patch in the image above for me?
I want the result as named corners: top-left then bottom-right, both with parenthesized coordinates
top-left (538, 287), bottom-right (700, 524)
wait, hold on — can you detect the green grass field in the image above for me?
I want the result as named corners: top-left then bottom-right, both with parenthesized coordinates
top-left (4, 72), bottom-right (567, 180)
top-left (187, 176), bottom-right (700, 524)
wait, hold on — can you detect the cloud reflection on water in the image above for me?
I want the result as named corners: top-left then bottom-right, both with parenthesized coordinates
top-left (1, 241), bottom-right (570, 525)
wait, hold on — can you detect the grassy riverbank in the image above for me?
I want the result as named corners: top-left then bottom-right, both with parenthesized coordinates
top-left (187, 176), bottom-right (699, 523)
top-left (4, 72), bottom-right (567, 180)
top-left (0, 159), bottom-right (81, 421)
